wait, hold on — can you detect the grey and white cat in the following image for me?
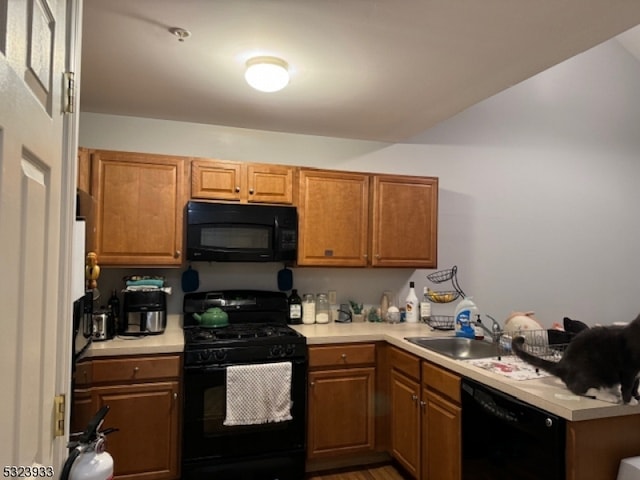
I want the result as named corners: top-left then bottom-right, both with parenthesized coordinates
top-left (511, 315), bottom-right (640, 405)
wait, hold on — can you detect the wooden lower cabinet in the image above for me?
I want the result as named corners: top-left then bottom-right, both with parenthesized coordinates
top-left (388, 346), bottom-right (461, 480)
top-left (307, 344), bottom-right (376, 459)
top-left (422, 389), bottom-right (461, 480)
top-left (390, 369), bottom-right (421, 478)
top-left (71, 354), bottom-right (182, 480)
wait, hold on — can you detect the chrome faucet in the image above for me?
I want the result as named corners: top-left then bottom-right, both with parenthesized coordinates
top-left (475, 314), bottom-right (503, 343)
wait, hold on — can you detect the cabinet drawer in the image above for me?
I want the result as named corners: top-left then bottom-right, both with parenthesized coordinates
top-left (422, 361), bottom-right (460, 403)
top-left (74, 361), bottom-right (93, 386)
top-left (390, 346), bottom-right (420, 381)
top-left (90, 355), bottom-right (181, 384)
top-left (309, 343), bottom-right (376, 368)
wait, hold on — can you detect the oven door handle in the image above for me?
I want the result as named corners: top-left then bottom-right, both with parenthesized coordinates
top-left (184, 364), bottom-right (228, 373)
top-left (184, 358), bottom-right (307, 373)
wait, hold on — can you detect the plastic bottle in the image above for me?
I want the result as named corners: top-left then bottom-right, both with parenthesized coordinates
top-left (288, 289), bottom-right (302, 324)
top-left (405, 282), bottom-right (419, 323)
top-left (474, 314), bottom-right (485, 340)
top-left (420, 287), bottom-right (431, 324)
top-left (454, 296), bottom-right (478, 338)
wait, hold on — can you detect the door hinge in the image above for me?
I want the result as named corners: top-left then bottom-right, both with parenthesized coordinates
top-left (64, 72), bottom-right (75, 114)
top-left (54, 394), bottom-right (65, 437)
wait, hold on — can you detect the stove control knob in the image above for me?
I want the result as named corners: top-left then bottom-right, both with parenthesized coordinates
top-left (285, 344), bottom-right (295, 356)
top-left (214, 349), bottom-right (227, 361)
top-left (270, 345), bottom-right (284, 357)
top-left (199, 350), bottom-right (212, 362)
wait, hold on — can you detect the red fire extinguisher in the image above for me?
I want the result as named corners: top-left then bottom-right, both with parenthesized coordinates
top-left (61, 406), bottom-right (117, 480)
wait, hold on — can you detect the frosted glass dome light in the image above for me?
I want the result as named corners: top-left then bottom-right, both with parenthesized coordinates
top-left (245, 56), bottom-right (290, 93)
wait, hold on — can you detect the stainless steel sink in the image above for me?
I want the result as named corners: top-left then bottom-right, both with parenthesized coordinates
top-left (405, 336), bottom-right (499, 360)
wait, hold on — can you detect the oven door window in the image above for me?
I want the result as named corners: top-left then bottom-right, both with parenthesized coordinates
top-left (183, 362), bottom-right (306, 462)
top-left (201, 225), bottom-right (271, 250)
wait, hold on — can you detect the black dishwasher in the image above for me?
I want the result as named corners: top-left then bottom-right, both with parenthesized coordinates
top-left (461, 378), bottom-right (565, 480)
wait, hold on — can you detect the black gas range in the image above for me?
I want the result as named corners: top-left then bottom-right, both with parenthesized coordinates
top-left (181, 290), bottom-right (308, 480)
top-left (183, 290), bottom-right (307, 364)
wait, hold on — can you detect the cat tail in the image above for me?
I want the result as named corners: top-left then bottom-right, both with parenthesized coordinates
top-left (511, 336), bottom-right (561, 374)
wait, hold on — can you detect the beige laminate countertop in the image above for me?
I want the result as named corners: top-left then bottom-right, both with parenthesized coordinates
top-left (81, 316), bottom-right (640, 422)
top-left (291, 321), bottom-right (640, 422)
top-left (80, 314), bottom-right (184, 358)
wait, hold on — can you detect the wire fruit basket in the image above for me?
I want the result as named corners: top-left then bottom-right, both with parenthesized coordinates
top-left (426, 315), bottom-right (455, 331)
top-left (425, 290), bottom-right (460, 303)
top-left (425, 265), bottom-right (466, 303)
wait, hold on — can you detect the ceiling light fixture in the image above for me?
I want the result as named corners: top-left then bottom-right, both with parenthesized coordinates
top-left (169, 27), bottom-right (191, 42)
top-left (245, 56), bottom-right (290, 93)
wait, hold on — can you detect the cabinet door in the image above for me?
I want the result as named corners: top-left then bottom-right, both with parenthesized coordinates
top-left (371, 175), bottom-right (438, 267)
top-left (70, 388), bottom-right (93, 435)
top-left (422, 389), bottom-right (461, 480)
top-left (246, 163), bottom-right (294, 204)
top-left (77, 147), bottom-right (92, 194)
top-left (91, 150), bottom-right (186, 266)
top-left (93, 381), bottom-right (180, 480)
top-left (307, 367), bottom-right (375, 459)
top-left (390, 370), bottom-right (421, 478)
top-left (298, 169), bottom-right (369, 266)
top-left (191, 158), bottom-right (244, 201)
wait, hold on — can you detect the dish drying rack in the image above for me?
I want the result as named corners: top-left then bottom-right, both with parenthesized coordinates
top-left (423, 265), bottom-right (465, 331)
top-left (498, 330), bottom-right (568, 359)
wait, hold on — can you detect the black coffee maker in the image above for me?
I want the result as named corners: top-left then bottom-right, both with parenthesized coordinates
top-left (120, 290), bottom-right (167, 336)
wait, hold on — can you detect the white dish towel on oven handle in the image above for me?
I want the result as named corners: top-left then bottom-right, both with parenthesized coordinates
top-left (223, 361), bottom-right (293, 426)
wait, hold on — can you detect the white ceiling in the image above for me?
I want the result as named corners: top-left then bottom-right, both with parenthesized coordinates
top-left (80, 1), bottom-right (640, 143)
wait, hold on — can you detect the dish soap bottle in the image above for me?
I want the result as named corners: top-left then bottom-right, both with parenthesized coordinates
top-left (474, 314), bottom-right (485, 340)
top-left (454, 296), bottom-right (478, 339)
top-left (405, 282), bottom-right (419, 323)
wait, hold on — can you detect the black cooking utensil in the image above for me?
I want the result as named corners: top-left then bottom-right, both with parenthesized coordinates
top-left (181, 264), bottom-right (199, 293)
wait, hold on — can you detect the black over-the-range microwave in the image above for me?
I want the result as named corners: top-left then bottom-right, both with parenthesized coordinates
top-left (186, 201), bottom-right (298, 262)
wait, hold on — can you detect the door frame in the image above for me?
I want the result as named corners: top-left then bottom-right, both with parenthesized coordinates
top-left (54, 0), bottom-right (82, 467)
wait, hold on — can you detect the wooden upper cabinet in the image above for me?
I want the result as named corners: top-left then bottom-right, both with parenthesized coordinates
top-left (90, 150), bottom-right (187, 266)
top-left (297, 169), bottom-right (370, 267)
top-left (191, 158), bottom-right (294, 204)
top-left (371, 175), bottom-right (438, 268)
top-left (297, 169), bottom-right (439, 268)
top-left (77, 147), bottom-right (92, 194)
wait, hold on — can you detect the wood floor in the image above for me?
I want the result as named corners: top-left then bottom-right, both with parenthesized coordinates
top-left (306, 464), bottom-right (409, 480)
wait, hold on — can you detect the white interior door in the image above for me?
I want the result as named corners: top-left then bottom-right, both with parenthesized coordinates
top-left (0, 0), bottom-right (79, 474)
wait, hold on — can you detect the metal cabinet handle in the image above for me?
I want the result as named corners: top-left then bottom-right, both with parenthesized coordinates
top-left (310, 381), bottom-right (315, 387)
top-left (175, 250), bottom-right (181, 258)
top-left (420, 400), bottom-right (426, 407)
top-left (173, 393), bottom-right (178, 400)
top-left (411, 394), bottom-right (418, 402)
top-left (235, 186), bottom-right (240, 193)
top-left (133, 366), bottom-right (139, 373)
top-left (341, 353), bottom-right (347, 359)
top-left (249, 188), bottom-right (254, 195)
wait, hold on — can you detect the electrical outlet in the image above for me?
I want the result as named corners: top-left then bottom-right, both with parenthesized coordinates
top-left (328, 290), bottom-right (337, 305)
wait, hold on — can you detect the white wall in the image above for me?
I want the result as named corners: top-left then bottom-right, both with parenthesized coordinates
top-left (80, 38), bottom-right (640, 327)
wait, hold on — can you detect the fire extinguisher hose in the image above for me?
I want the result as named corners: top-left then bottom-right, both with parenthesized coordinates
top-left (60, 446), bottom-right (83, 480)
